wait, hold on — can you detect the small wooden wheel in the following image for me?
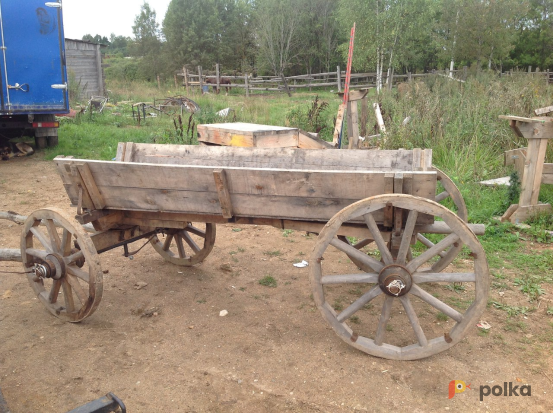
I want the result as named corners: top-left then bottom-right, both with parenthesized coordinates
top-left (311, 194), bottom-right (488, 360)
top-left (150, 223), bottom-right (216, 266)
top-left (21, 207), bottom-right (103, 322)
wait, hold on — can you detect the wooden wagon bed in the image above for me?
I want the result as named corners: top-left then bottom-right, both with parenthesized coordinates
top-left (18, 142), bottom-right (488, 361)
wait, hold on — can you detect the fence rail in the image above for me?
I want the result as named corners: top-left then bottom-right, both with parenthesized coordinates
top-left (176, 64), bottom-right (552, 96)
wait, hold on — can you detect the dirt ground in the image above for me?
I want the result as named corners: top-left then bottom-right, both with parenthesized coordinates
top-left (0, 154), bottom-right (552, 413)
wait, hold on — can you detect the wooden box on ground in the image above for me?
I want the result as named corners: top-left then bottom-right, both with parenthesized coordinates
top-left (197, 122), bottom-right (334, 149)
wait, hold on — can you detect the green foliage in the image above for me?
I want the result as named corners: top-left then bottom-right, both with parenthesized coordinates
top-left (513, 276), bottom-right (545, 301)
top-left (492, 302), bottom-right (530, 318)
top-left (258, 275), bottom-right (277, 288)
top-left (505, 170), bottom-right (521, 210)
top-left (286, 96), bottom-right (332, 140)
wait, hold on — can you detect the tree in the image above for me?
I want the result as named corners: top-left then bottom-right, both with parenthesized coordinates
top-left (437, 0), bottom-right (526, 71)
top-left (131, 2), bottom-right (162, 80)
top-left (255, 0), bottom-right (303, 76)
top-left (511, 0), bottom-right (553, 69)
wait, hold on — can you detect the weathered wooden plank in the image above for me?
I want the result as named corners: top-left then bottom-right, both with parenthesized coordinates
top-left (298, 131), bottom-right (335, 149)
top-left (54, 157), bottom-right (436, 223)
top-left (535, 105), bottom-right (553, 116)
top-left (197, 123), bottom-right (299, 148)
top-left (127, 143), bottom-right (429, 172)
top-left (213, 169), bottom-right (233, 218)
top-left (76, 163), bottom-right (106, 210)
top-left (332, 103), bottom-right (345, 147)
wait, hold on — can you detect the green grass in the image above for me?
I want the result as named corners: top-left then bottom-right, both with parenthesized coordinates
top-left (258, 275), bottom-right (277, 288)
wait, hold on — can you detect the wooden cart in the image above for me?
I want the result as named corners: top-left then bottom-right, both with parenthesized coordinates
top-left (20, 143), bottom-right (488, 360)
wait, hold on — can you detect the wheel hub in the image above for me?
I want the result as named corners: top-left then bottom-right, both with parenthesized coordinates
top-left (378, 264), bottom-right (412, 297)
top-left (34, 253), bottom-right (66, 280)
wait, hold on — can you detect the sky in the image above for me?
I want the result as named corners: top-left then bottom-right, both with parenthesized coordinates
top-left (62, 0), bottom-right (171, 40)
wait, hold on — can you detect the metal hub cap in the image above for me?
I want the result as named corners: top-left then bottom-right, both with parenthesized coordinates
top-left (378, 264), bottom-right (413, 297)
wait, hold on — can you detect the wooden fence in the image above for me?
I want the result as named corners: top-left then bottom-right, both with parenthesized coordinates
top-left (176, 64), bottom-right (552, 96)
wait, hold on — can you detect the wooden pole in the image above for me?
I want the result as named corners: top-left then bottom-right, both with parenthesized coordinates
top-left (174, 74), bottom-right (178, 89)
top-left (360, 94), bottom-right (368, 137)
top-left (184, 66), bottom-right (189, 94)
top-left (245, 73), bottom-right (249, 97)
top-left (157, 74), bottom-right (161, 90)
top-left (407, 72), bottom-right (412, 82)
top-left (216, 63), bottom-right (220, 94)
top-left (280, 72), bottom-right (292, 97)
top-left (337, 66), bottom-right (342, 92)
top-left (0, 249), bottom-right (21, 262)
top-left (198, 66), bottom-right (204, 93)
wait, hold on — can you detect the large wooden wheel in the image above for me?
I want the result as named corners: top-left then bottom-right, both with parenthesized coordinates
top-left (311, 194), bottom-right (488, 360)
top-left (339, 167), bottom-right (467, 273)
top-left (21, 208), bottom-right (103, 322)
top-left (150, 223), bottom-right (216, 266)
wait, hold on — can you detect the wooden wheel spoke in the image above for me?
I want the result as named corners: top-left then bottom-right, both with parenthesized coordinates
top-left (410, 284), bottom-right (463, 322)
top-left (416, 234), bottom-right (447, 258)
top-left (413, 272), bottom-right (475, 283)
top-left (25, 248), bottom-right (49, 260)
top-left (175, 235), bottom-right (186, 258)
top-left (362, 213), bottom-right (393, 265)
top-left (185, 224), bottom-right (206, 238)
top-left (180, 230), bottom-right (201, 253)
top-left (407, 233), bottom-right (459, 272)
top-left (330, 238), bottom-right (384, 272)
top-left (44, 219), bottom-right (62, 253)
top-left (65, 249), bottom-right (84, 265)
top-left (435, 190), bottom-right (449, 203)
top-left (67, 265), bottom-right (90, 283)
top-left (162, 234), bottom-right (174, 251)
top-left (374, 296), bottom-right (394, 346)
top-left (351, 238), bottom-right (373, 249)
top-left (60, 229), bottom-right (73, 256)
top-left (48, 279), bottom-right (62, 303)
top-left (399, 295), bottom-right (428, 347)
top-left (61, 280), bottom-right (76, 313)
top-left (336, 285), bottom-right (382, 323)
top-left (397, 210), bottom-right (418, 265)
top-left (321, 273), bottom-right (378, 285)
top-left (66, 274), bottom-right (88, 304)
top-left (30, 226), bottom-right (53, 252)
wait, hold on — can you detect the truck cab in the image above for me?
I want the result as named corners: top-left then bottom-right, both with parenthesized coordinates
top-left (0, 0), bottom-right (69, 148)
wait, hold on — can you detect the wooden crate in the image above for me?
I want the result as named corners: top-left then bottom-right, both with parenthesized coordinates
top-left (197, 122), bottom-right (334, 149)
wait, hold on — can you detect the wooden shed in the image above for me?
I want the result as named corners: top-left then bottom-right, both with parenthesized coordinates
top-left (65, 39), bottom-right (106, 99)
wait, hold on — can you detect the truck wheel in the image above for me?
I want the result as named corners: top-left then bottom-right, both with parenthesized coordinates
top-left (35, 136), bottom-right (47, 149)
top-left (47, 136), bottom-right (58, 147)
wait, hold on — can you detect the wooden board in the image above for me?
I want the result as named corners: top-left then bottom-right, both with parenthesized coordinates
top-left (197, 123), bottom-right (299, 148)
top-left (115, 143), bottom-right (432, 172)
top-left (54, 157), bottom-right (436, 224)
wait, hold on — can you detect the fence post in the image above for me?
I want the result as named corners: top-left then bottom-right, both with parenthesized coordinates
top-left (337, 66), bottom-right (342, 92)
top-left (407, 72), bottom-right (412, 82)
top-left (245, 72), bottom-right (249, 97)
top-left (528, 65), bottom-right (532, 73)
top-left (216, 63), bottom-right (220, 94)
top-left (174, 74), bottom-right (177, 89)
top-left (184, 67), bottom-right (189, 93)
top-left (157, 74), bottom-right (160, 90)
top-left (198, 66), bottom-right (203, 93)
top-left (463, 66), bottom-right (468, 79)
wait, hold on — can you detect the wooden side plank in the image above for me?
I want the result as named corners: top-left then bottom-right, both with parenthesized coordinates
top-left (127, 143), bottom-right (430, 172)
top-left (54, 158), bottom-right (436, 223)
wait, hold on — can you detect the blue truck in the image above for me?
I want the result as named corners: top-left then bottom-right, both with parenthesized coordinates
top-left (0, 0), bottom-right (69, 148)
